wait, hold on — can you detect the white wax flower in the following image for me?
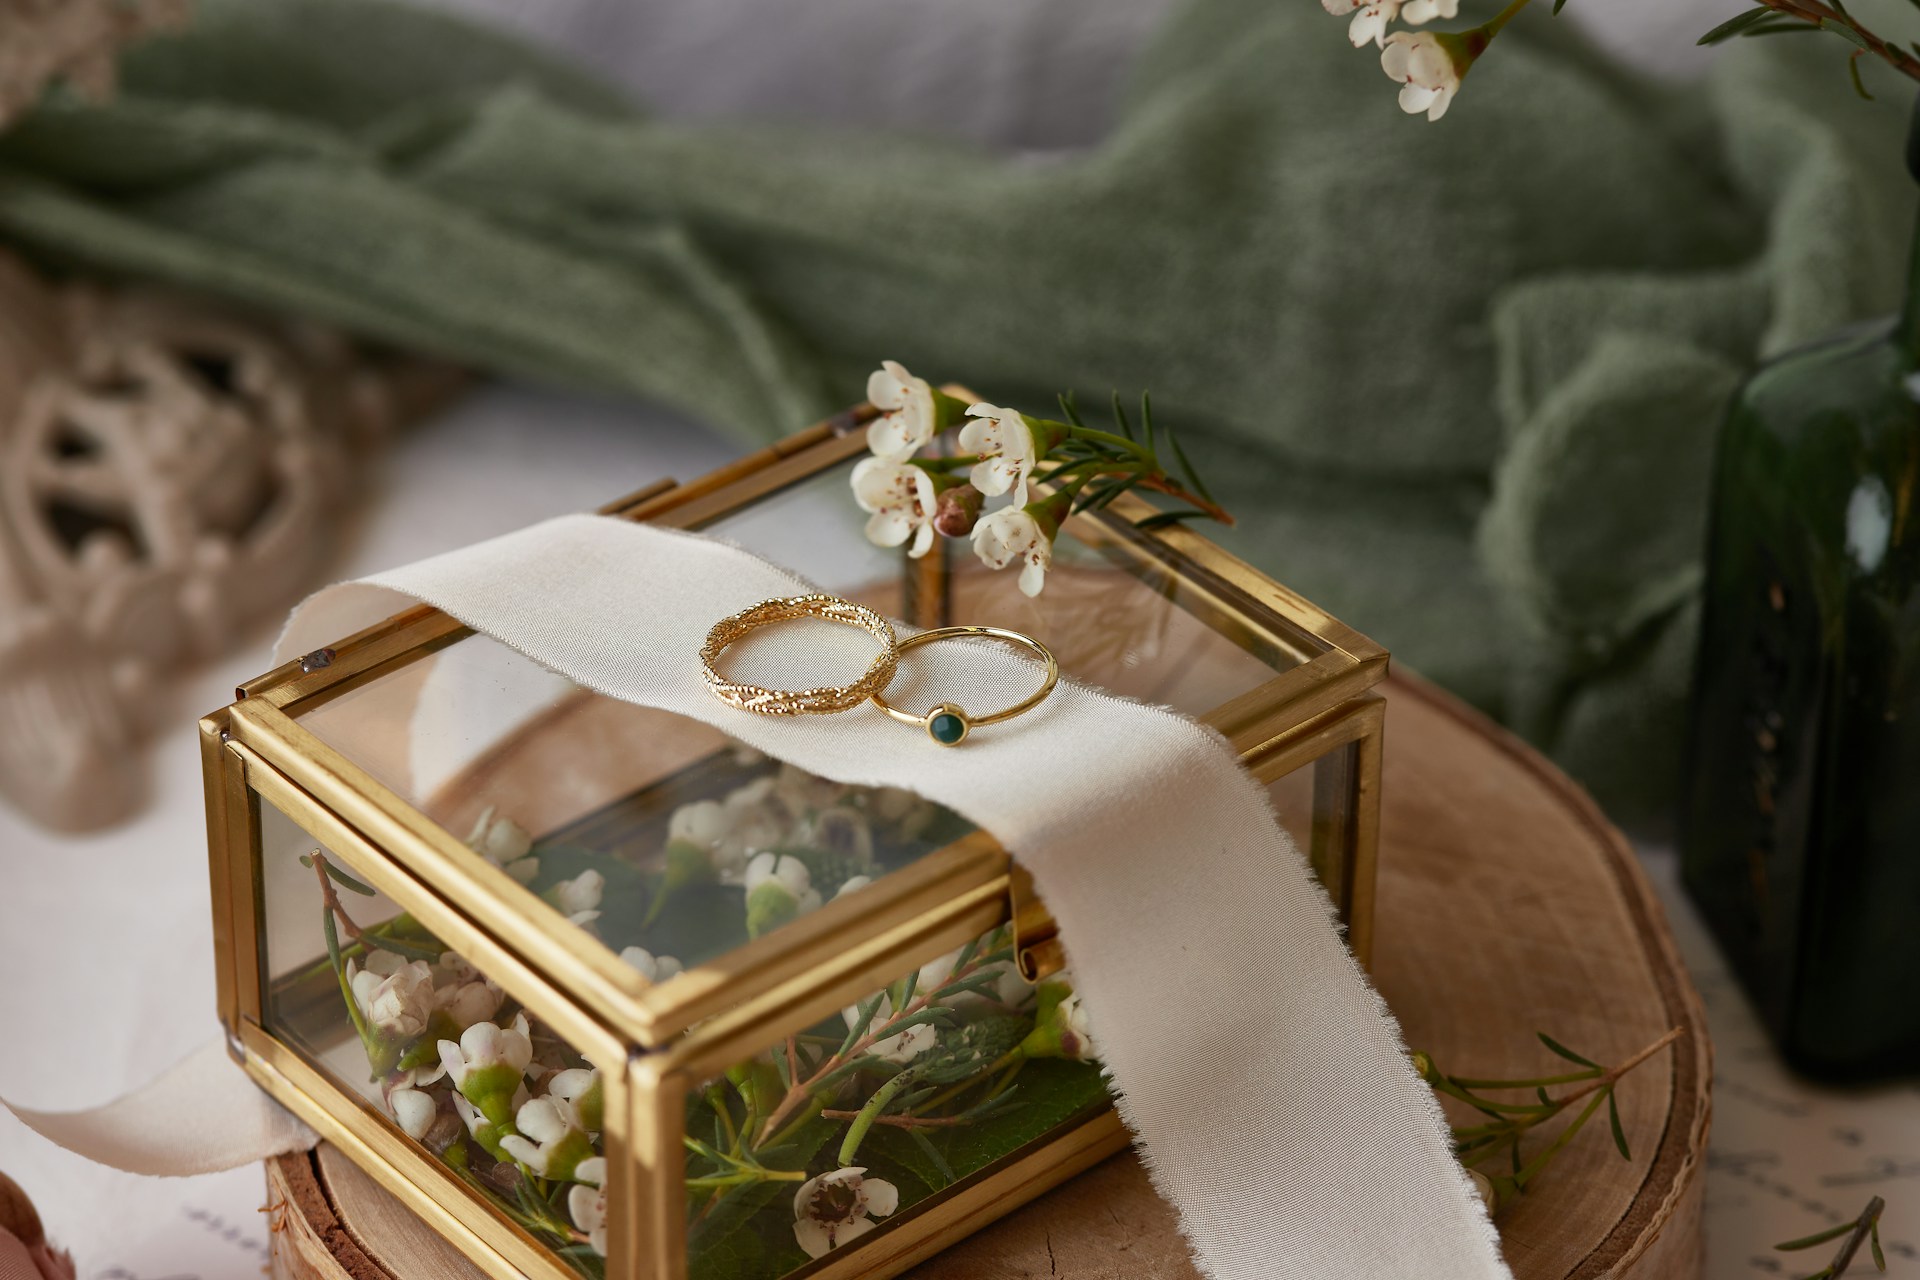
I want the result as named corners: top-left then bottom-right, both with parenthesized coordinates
top-left (347, 953), bottom-right (435, 1041)
top-left (918, 945), bottom-right (1031, 1011)
top-left (745, 851), bottom-right (823, 937)
top-left (866, 360), bottom-right (940, 461)
top-left (844, 992), bottom-right (936, 1064)
top-left (619, 945), bottom-right (684, 985)
top-left (547, 1067), bottom-right (603, 1134)
top-left (451, 1082), bottom-right (529, 1147)
top-left (551, 869), bottom-right (604, 927)
top-left (804, 807), bottom-right (874, 866)
top-left (1400, 0), bottom-right (1458, 23)
top-left (1381, 31), bottom-right (1463, 121)
top-left (499, 1093), bottom-right (599, 1181)
top-left (793, 1166), bottom-right (901, 1259)
top-left (387, 1086), bottom-right (438, 1141)
top-left (668, 799), bottom-right (727, 850)
top-left (834, 874), bottom-right (873, 900)
top-left (1346, 0), bottom-right (1401, 47)
top-left (465, 806), bottom-right (539, 883)
top-left (958, 403), bottom-right (1040, 508)
top-left (569, 1182), bottom-right (609, 1258)
top-left (438, 1012), bottom-right (534, 1123)
top-left (971, 507), bottom-right (1053, 598)
top-left (774, 762), bottom-right (849, 818)
top-left (745, 851), bottom-right (820, 909)
top-left (851, 457), bottom-right (938, 558)
top-left (437, 975), bottom-right (505, 1031)
top-left (431, 952), bottom-right (505, 1031)
top-left (717, 777), bottom-right (790, 880)
top-left (1056, 989), bottom-right (1097, 1060)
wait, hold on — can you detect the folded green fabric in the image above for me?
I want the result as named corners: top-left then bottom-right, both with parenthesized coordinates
top-left (0, 0), bottom-right (1908, 822)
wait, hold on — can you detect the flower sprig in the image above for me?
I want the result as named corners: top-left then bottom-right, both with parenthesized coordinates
top-left (852, 361), bottom-right (1233, 597)
top-left (1414, 1025), bottom-right (1681, 1211)
top-left (1330, 0), bottom-right (1917, 121)
top-left (1775, 1197), bottom-right (1889, 1280)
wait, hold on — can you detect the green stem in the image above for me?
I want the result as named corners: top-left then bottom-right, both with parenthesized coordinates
top-left (1478, 0), bottom-right (1534, 39)
top-left (838, 1070), bottom-right (917, 1166)
top-left (1513, 1088), bottom-right (1608, 1188)
top-left (685, 1169), bottom-right (808, 1192)
top-left (1448, 1069), bottom-right (1601, 1090)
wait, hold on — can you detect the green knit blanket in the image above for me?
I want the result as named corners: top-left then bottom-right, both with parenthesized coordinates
top-left (0, 0), bottom-right (1909, 821)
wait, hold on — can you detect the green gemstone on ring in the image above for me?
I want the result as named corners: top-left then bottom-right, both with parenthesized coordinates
top-left (928, 706), bottom-right (970, 746)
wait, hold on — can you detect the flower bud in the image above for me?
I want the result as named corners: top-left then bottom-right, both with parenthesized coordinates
top-left (1017, 978), bottom-right (1097, 1062)
top-left (933, 484), bottom-right (984, 537)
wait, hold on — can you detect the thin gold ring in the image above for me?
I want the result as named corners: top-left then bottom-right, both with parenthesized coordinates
top-left (702, 594), bottom-right (899, 716)
top-left (870, 626), bottom-right (1058, 746)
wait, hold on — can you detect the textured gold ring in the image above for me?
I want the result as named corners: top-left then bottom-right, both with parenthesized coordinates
top-left (870, 626), bottom-right (1058, 746)
top-left (702, 595), bottom-right (899, 716)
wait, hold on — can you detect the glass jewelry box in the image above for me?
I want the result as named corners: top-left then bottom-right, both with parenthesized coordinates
top-left (199, 402), bottom-right (1389, 1280)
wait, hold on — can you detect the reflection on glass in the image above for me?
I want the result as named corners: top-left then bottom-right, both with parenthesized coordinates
top-left (258, 796), bottom-right (613, 1275)
top-left (465, 748), bottom-right (971, 976)
top-left (682, 922), bottom-right (1107, 1280)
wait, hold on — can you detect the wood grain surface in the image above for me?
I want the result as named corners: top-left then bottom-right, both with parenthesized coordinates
top-left (266, 674), bottom-right (1710, 1280)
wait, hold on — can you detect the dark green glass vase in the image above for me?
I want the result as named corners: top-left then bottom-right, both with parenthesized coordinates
top-left (1679, 124), bottom-right (1920, 1083)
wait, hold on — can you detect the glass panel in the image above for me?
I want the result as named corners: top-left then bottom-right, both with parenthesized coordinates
top-left (681, 921), bottom-right (1107, 1280)
top-left (256, 792), bottom-right (617, 1276)
top-left (287, 448), bottom-right (1338, 973)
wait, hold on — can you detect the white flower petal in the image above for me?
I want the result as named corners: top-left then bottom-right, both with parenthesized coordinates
top-left (795, 1216), bottom-right (837, 1259)
top-left (498, 1133), bottom-right (545, 1172)
top-left (865, 509), bottom-right (914, 548)
top-left (1398, 82), bottom-right (1441, 115)
top-left (389, 1088), bottom-right (437, 1141)
top-left (517, 1097), bottom-right (571, 1144)
top-left (1018, 557), bottom-right (1048, 598)
top-left (862, 1177), bottom-right (900, 1218)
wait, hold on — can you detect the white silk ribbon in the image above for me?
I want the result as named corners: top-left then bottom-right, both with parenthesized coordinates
top-left (12, 515), bottom-right (1509, 1279)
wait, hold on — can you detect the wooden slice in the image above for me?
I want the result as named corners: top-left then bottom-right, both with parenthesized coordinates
top-left (265, 674), bottom-right (1709, 1279)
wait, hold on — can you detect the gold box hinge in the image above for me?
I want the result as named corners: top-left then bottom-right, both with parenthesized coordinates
top-left (1009, 862), bottom-right (1065, 983)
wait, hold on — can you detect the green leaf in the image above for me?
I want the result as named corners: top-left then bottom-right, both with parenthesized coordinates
top-left (927, 1059), bottom-right (1110, 1180)
top-left (1109, 391), bottom-right (1133, 443)
top-left (1166, 428), bottom-right (1215, 504)
top-left (1552, 0), bottom-right (1569, 14)
top-left (1536, 1032), bottom-right (1600, 1068)
top-left (1140, 391), bottom-right (1156, 455)
top-left (1821, 17), bottom-right (1873, 50)
top-left (1775, 1221), bottom-right (1858, 1251)
top-left (1133, 508), bottom-right (1208, 531)
top-left (300, 852), bottom-right (378, 896)
top-left (633, 882), bottom-right (746, 967)
top-left (1086, 473), bottom-right (1146, 513)
top-left (916, 1014), bottom-right (1033, 1085)
top-left (1846, 49), bottom-right (1875, 99)
top-left (1872, 1218), bottom-right (1887, 1271)
top-left (1056, 391), bottom-right (1087, 430)
top-left (687, 1116), bottom-right (835, 1280)
top-left (1607, 1088), bottom-right (1631, 1160)
top-left (839, 995), bottom-right (884, 1056)
top-left (1740, 17), bottom-right (1821, 33)
top-left (365, 933), bottom-right (448, 962)
top-left (910, 1127), bottom-right (956, 1187)
top-left (1697, 6), bottom-right (1776, 43)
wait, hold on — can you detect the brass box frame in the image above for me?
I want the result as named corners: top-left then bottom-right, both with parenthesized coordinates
top-left (200, 404), bottom-right (1388, 1280)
